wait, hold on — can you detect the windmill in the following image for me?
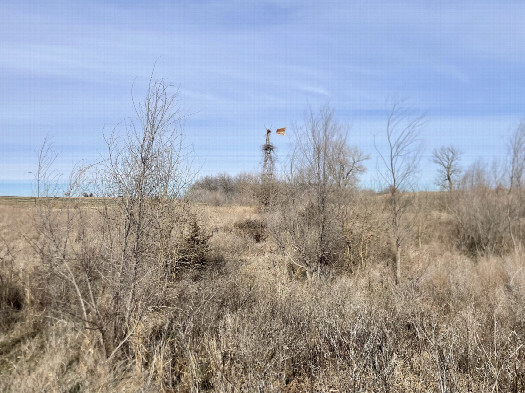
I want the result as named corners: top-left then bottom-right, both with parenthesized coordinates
top-left (261, 127), bottom-right (286, 183)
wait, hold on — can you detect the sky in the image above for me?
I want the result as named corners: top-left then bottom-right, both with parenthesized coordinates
top-left (1, 0), bottom-right (525, 195)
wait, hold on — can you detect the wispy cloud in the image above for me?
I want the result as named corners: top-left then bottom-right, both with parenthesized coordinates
top-left (1, 1), bottom-right (525, 194)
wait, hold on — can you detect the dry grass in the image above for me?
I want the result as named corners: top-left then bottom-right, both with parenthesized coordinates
top-left (1, 196), bottom-right (525, 392)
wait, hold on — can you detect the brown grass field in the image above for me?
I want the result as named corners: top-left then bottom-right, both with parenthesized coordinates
top-left (1, 194), bottom-right (525, 392)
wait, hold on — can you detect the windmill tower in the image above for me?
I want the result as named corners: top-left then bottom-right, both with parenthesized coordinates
top-left (261, 127), bottom-right (285, 183)
top-left (262, 129), bottom-right (275, 183)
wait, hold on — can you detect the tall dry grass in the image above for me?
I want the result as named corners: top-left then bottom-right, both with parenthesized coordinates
top-left (1, 195), bottom-right (525, 392)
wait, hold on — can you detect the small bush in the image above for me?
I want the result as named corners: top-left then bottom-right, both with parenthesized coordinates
top-left (187, 173), bottom-right (259, 206)
top-left (175, 213), bottom-right (212, 272)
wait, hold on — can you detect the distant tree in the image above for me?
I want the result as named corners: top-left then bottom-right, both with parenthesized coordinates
top-left (432, 145), bottom-right (462, 191)
top-left (376, 100), bottom-right (424, 284)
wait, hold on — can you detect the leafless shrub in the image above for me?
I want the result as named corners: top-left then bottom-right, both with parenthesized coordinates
top-left (188, 172), bottom-right (259, 206)
top-left (29, 75), bottom-right (208, 365)
top-left (450, 161), bottom-right (510, 256)
top-left (448, 124), bottom-right (525, 257)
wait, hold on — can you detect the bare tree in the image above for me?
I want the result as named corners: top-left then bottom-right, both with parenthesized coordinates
top-left (95, 75), bottom-right (196, 356)
top-left (270, 106), bottom-right (367, 278)
top-left (34, 135), bottom-right (59, 198)
top-left (33, 75), bottom-right (199, 359)
top-left (432, 145), bottom-right (462, 191)
top-left (375, 101), bottom-right (424, 284)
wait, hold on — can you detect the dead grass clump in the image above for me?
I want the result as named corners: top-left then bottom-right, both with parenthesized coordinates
top-left (393, 251), bottom-right (525, 392)
top-left (0, 318), bottom-right (159, 393)
top-left (342, 198), bottom-right (389, 272)
top-left (0, 237), bottom-right (24, 333)
top-left (208, 230), bottom-right (255, 262)
top-left (0, 279), bottom-right (23, 333)
top-left (234, 217), bottom-right (267, 243)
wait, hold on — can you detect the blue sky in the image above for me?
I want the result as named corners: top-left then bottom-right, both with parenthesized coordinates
top-left (1, 1), bottom-right (525, 195)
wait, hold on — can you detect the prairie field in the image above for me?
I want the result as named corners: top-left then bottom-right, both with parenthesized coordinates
top-left (1, 190), bottom-right (525, 393)
top-left (2, 84), bottom-right (525, 393)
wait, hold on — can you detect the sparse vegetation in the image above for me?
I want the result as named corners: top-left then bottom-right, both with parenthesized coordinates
top-left (2, 84), bottom-right (525, 391)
